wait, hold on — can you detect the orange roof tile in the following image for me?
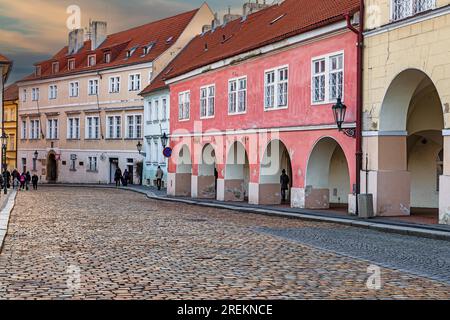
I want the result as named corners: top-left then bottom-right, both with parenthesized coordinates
top-left (141, 0), bottom-right (359, 95)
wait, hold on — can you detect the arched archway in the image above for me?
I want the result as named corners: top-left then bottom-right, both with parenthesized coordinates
top-left (222, 141), bottom-right (250, 202)
top-left (46, 152), bottom-right (58, 183)
top-left (305, 137), bottom-right (350, 210)
top-left (259, 139), bottom-right (293, 205)
top-left (377, 69), bottom-right (444, 222)
top-left (195, 143), bottom-right (218, 199)
top-left (174, 144), bottom-right (192, 197)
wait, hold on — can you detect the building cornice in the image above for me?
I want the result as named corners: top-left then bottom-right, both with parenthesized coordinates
top-left (362, 130), bottom-right (408, 137)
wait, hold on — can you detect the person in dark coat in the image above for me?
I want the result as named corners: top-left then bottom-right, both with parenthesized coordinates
top-left (280, 169), bottom-right (290, 203)
top-left (26, 171), bottom-right (31, 190)
top-left (32, 174), bottom-right (39, 190)
top-left (122, 169), bottom-right (130, 187)
top-left (5, 170), bottom-right (11, 188)
top-left (114, 168), bottom-right (122, 187)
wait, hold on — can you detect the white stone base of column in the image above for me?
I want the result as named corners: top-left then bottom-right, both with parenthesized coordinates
top-left (348, 194), bottom-right (357, 215)
top-left (248, 182), bottom-right (259, 205)
top-left (191, 175), bottom-right (198, 198)
top-left (291, 188), bottom-right (305, 208)
top-left (167, 172), bottom-right (176, 197)
top-left (439, 175), bottom-right (450, 225)
top-left (216, 179), bottom-right (225, 201)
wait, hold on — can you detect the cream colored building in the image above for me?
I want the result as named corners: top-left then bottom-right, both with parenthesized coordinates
top-left (363, 0), bottom-right (450, 224)
top-left (16, 5), bottom-right (213, 184)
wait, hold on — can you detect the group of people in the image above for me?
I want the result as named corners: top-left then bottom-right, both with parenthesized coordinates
top-left (0, 169), bottom-right (39, 191)
top-left (114, 168), bottom-right (131, 187)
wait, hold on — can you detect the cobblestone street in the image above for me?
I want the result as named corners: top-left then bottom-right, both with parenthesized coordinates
top-left (0, 187), bottom-right (449, 300)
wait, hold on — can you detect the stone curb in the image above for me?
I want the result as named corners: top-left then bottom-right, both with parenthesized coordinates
top-left (42, 184), bottom-right (450, 242)
top-left (0, 190), bottom-right (18, 252)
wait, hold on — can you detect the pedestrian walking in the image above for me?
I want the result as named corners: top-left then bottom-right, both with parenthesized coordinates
top-left (280, 169), bottom-right (290, 203)
top-left (19, 173), bottom-right (26, 190)
top-left (32, 174), bottom-right (39, 190)
top-left (114, 168), bottom-right (122, 187)
top-left (155, 166), bottom-right (164, 190)
top-left (5, 169), bottom-right (11, 188)
top-left (26, 171), bottom-right (31, 191)
top-left (122, 169), bottom-right (129, 187)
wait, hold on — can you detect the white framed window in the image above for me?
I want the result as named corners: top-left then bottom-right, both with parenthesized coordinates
top-left (311, 52), bottom-right (344, 104)
top-left (22, 89), bottom-right (27, 102)
top-left (85, 116), bottom-right (100, 139)
top-left (88, 156), bottom-right (98, 172)
top-left (48, 85), bottom-right (58, 100)
top-left (88, 54), bottom-right (96, 67)
top-left (36, 66), bottom-right (41, 77)
top-left (52, 62), bottom-right (59, 74)
top-left (200, 84), bottom-right (215, 118)
top-left (228, 77), bottom-right (247, 114)
top-left (153, 99), bottom-right (160, 122)
top-left (152, 139), bottom-right (158, 163)
top-left (128, 73), bottom-right (141, 91)
top-left (30, 119), bottom-right (40, 140)
top-left (32, 88), bottom-right (40, 101)
top-left (67, 117), bottom-right (80, 140)
top-left (88, 79), bottom-right (99, 96)
top-left (161, 97), bottom-right (168, 121)
top-left (107, 115), bottom-right (122, 139)
top-left (391, 0), bottom-right (435, 21)
top-left (178, 91), bottom-right (190, 121)
top-left (109, 76), bottom-right (120, 93)
top-left (47, 119), bottom-right (58, 140)
top-left (68, 59), bottom-right (75, 70)
top-left (69, 81), bottom-right (79, 97)
top-left (104, 52), bottom-right (111, 63)
top-left (264, 66), bottom-right (288, 110)
top-left (21, 120), bottom-right (27, 139)
top-left (126, 115), bottom-right (142, 139)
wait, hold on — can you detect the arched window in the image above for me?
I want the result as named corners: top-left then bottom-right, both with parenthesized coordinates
top-left (437, 149), bottom-right (443, 191)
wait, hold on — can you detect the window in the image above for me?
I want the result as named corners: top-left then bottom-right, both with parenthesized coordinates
top-left (178, 91), bottom-right (190, 120)
top-left (9, 134), bottom-right (14, 150)
top-left (35, 66), bottom-right (41, 77)
top-left (52, 62), bottom-right (59, 74)
top-left (88, 55), bottom-right (96, 67)
top-left (47, 119), bottom-right (58, 140)
top-left (68, 59), bottom-right (75, 70)
top-left (21, 120), bottom-right (27, 139)
top-left (88, 79), bottom-right (99, 95)
top-left (161, 98), bottom-right (168, 121)
top-left (391, 0), bottom-right (435, 21)
top-left (312, 53), bottom-right (344, 104)
top-left (88, 156), bottom-right (98, 172)
top-left (32, 88), bottom-right (40, 101)
top-left (30, 119), bottom-right (40, 140)
top-left (22, 89), bottom-right (27, 102)
top-left (109, 76), bottom-right (120, 93)
top-left (152, 139), bottom-right (158, 163)
top-left (67, 118), bottom-right (80, 139)
top-left (126, 115), bottom-right (142, 139)
top-left (49, 85), bottom-right (58, 100)
top-left (265, 66), bottom-right (288, 110)
top-left (153, 99), bottom-right (159, 122)
top-left (228, 77), bottom-right (247, 114)
top-left (22, 158), bottom-right (27, 173)
top-left (129, 74), bottom-right (141, 91)
top-left (104, 52), bottom-right (111, 63)
top-left (69, 81), bottom-right (79, 97)
top-left (107, 115), bottom-right (121, 139)
top-left (200, 85), bottom-right (215, 118)
top-left (147, 100), bottom-right (152, 122)
top-left (86, 116), bottom-right (100, 139)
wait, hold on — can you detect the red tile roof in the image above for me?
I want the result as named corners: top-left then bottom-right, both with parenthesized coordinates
top-left (19, 8), bottom-right (200, 83)
top-left (4, 83), bottom-right (19, 101)
top-left (0, 54), bottom-right (10, 64)
top-left (141, 0), bottom-right (359, 95)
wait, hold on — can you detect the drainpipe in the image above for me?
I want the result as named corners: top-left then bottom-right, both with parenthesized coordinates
top-left (345, 0), bottom-right (364, 215)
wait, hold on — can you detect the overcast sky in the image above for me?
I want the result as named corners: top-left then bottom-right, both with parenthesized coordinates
top-left (0, 0), bottom-right (250, 84)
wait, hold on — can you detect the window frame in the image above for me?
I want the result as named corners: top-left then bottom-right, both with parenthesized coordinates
top-left (228, 76), bottom-right (247, 116)
top-left (200, 84), bottom-right (215, 119)
top-left (88, 78), bottom-right (99, 96)
top-left (390, 0), bottom-right (436, 21)
top-left (69, 81), bottom-right (79, 98)
top-left (178, 91), bottom-right (191, 121)
top-left (67, 117), bottom-right (80, 140)
top-left (47, 118), bottom-right (59, 140)
top-left (85, 116), bottom-right (100, 140)
top-left (126, 114), bottom-right (143, 139)
top-left (109, 76), bottom-right (121, 93)
top-left (48, 85), bottom-right (58, 100)
top-left (29, 119), bottom-right (40, 140)
top-left (128, 73), bottom-right (141, 91)
top-left (264, 65), bottom-right (289, 111)
top-left (106, 114), bottom-right (122, 139)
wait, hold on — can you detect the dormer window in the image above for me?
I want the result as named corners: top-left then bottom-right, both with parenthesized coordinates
top-left (52, 62), bottom-right (59, 74)
top-left (126, 47), bottom-right (137, 58)
top-left (88, 54), bottom-right (96, 67)
top-left (35, 66), bottom-right (41, 77)
top-left (142, 42), bottom-right (155, 56)
top-left (104, 52), bottom-right (111, 63)
top-left (68, 59), bottom-right (75, 71)
top-left (166, 36), bottom-right (174, 44)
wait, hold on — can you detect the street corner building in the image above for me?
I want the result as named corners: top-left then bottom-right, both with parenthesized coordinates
top-left (1, 54), bottom-right (13, 170)
top-left (2, 83), bottom-right (19, 171)
top-left (154, 0), bottom-right (361, 210)
top-left (15, 4), bottom-right (214, 185)
top-left (363, 0), bottom-right (450, 225)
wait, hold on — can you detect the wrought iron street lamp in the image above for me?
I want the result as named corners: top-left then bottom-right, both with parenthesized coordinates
top-left (33, 150), bottom-right (39, 160)
top-left (161, 132), bottom-right (168, 149)
top-left (332, 97), bottom-right (355, 138)
top-left (1, 132), bottom-right (8, 195)
top-left (136, 141), bottom-right (143, 155)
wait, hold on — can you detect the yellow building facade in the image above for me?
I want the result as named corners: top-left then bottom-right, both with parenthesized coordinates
top-left (3, 84), bottom-right (18, 171)
top-left (363, 0), bottom-right (450, 224)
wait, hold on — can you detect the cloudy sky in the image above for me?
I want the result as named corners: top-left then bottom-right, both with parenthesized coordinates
top-left (0, 0), bottom-right (247, 84)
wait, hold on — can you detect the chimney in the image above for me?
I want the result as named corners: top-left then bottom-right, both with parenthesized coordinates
top-left (68, 28), bottom-right (85, 55)
top-left (90, 21), bottom-right (107, 51)
top-left (211, 13), bottom-right (220, 30)
top-left (243, 0), bottom-right (269, 16)
top-left (223, 6), bottom-right (241, 24)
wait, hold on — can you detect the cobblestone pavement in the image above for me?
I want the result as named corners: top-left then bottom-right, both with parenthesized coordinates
top-left (0, 187), bottom-right (449, 300)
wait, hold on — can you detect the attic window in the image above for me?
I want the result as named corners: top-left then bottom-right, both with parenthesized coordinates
top-left (88, 54), bottom-right (96, 67)
top-left (204, 43), bottom-right (208, 51)
top-left (142, 42), bottom-right (155, 56)
top-left (166, 36), bottom-right (174, 44)
top-left (52, 62), bottom-right (59, 74)
top-left (126, 47), bottom-right (137, 58)
top-left (270, 13), bottom-right (287, 25)
top-left (104, 52), bottom-right (111, 63)
top-left (68, 59), bottom-right (75, 70)
top-left (35, 66), bottom-right (41, 77)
